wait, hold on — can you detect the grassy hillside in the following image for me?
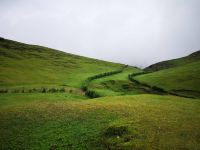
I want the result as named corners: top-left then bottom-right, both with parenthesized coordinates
top-left (135, 51), bottom-right (200, 98)
top-left (145, 50), bottom-right (200, 72)
top-left (0, 93), bottom-right (199, 150)
top-left (87, 66), bottom-right (143, 96)
top-left (0, 38), bottom-right (123, 89)
top-left (1, 38), bottom-right (199, 150)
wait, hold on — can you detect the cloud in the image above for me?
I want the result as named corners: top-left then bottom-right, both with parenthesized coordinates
top-left (0, 0), bottom-right (200, 67)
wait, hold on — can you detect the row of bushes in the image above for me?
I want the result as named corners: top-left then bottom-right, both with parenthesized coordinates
top-left (82, 65), bottom-right (128, 98)
top-left (128, 73), bottom-right (167, 93)
top-left (0, 87), bottom-right (73, 93)
top-left (128, 73), bottom-right (195, 98)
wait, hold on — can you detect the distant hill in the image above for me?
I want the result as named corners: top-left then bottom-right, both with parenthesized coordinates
top-left (0, 38), bottom-right (126, 88)
top-left (145, 50), bottom-right (200, 72)
top-left (135, 50), bottom-right (200, 98)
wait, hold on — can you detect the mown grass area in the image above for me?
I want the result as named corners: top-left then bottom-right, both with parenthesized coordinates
top-left (135, 61), bottom-right (200, 98)
top-left (0, 38), bottom-right (123, 88)
top-left (0, 94), bottom-right (199, 150)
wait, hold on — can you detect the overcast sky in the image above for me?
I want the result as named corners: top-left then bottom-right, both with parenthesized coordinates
top-left (0, 0), bottom-right (200, 67)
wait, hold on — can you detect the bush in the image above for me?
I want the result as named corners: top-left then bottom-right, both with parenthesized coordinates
top-left (104, 126), bottom-right (129, 137)
top-left (152, 86), bottom-right (166, 93)
top-left (41, 87), bottom-right (46, 93)
top-left (59, 87), bottom-right (65, 92)
top-left (0, 89), bottom-right (8, 93)
top-left (21, 87), bottom-right (25, 93)
top-left (13, 89), bottom-right (20, 93)
top-left (48, 88), bottom-right (57, 93)
top-left (85, 90), bottom-right (99, 98)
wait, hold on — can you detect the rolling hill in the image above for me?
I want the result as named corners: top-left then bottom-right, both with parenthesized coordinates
top-left (0, 38), bottom-right (126, 89)
top-left (145, 50), bottom-right (200, 72)
top-left (0, 38), bottom-right (200, 150)
top-left (134, 51), bottom-right (200, 98)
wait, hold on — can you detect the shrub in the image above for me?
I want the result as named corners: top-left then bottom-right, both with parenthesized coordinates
top-left (0, 89), bottom-right (8, 93)
top-left (21, 87), bottom-right (25, 93)
top-left (41, 87), bottom-right (46, 93)
top-left (13, 89), bottom-right (20, 93)
top-left (59, 87), bottom-right (65, 92)
top-left (85, 90), bottom-right (99, 98)
top-left (104, 126), bottom-right (129, 137)
top-left (152, 86), bottom-right (166, 93)
top-left (48, 88), bottom-right (57, 93)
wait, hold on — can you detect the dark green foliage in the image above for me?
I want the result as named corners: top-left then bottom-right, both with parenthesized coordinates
top-left (0, 37), bottom-right (5, 41)
top-left (128, 72), bottom-right (196, 98)
top-left (0, 89), bottom-right (8, 93)
top-left (48, 88), bottom-right (58, 93)
top-left (13, 89), bottom-right (20, 93)
top-left (152, 86), bottom-right (166, 93)
top-left (85, 90), bottom-right (100, 98)
top-left (129, 73), bottom-right (168, 94)
top-left (41, 87), bottom-right (46, 93)
top-left (59, 87), bottom-right (65, 92)
top-left (21, 87), bottom-right (25, 93)
top-left (104, 126), bottom-right (129, 137)
top-left (5, 87), bottom-right (68, 93)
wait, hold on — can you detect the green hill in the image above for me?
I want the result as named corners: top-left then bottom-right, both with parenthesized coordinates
top-left (145, 50), bottom-right (200, 72)
top-left (0, 38), bottom-right (124, 89)
top-left (0, 38), bottom-right (200, 150)
top-left (134, 51), bottom-right (200, 98)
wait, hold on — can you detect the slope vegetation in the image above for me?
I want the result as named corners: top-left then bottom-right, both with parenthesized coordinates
top-left (145, 50), bottom-right (200, 72)
top-left (0, 93), bottom-right (199, 150)
top-left (0, 38), bottom-right (123, 89)
top-left (1, 38), bottom-right (199, 150)
top-left (134, 51), bottom-right (200, 98)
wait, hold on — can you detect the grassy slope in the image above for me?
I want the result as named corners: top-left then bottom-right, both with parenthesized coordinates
top-left (88, 66), bottom-right (144, 96)
top-left (1, 38), bottom-right (200, 150)
top-left (145, 50), bottom-right (200, 72)
top-left (0, 93), bottom-right (199, 150)
top-left (135, 51), bottom-right (200, 98)
top-left (0, 38), bottom-right (123, 88)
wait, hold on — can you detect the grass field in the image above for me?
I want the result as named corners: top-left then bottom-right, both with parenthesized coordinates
top-left (0, 38), bottom-right (200, 150)
top-left (0, 93), bottom-right (199, 150)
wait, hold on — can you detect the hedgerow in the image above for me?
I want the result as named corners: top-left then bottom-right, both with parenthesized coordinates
top-left (82, 65), bottom-right (128, 98)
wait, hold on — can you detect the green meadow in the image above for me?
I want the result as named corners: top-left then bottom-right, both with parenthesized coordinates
top-left (0, 38), bottom-right (200, 150)
top-left (1, 94), bottom-right (199, 150)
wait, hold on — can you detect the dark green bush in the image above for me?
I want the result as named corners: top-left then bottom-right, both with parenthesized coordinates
top-left (59, 87), bottom-right (65, 92)
top-left (0, 89), bottom-right (8, 93)
top-left (85, 90), bottom-right (100, 98)
top-left (41, 87), bottom-right (46, 93)
top-left (104, 126), bottom-right (129, 137)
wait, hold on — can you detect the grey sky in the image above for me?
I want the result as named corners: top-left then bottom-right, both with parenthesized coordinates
top-left (0, 0), bottom-right (200, 67)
